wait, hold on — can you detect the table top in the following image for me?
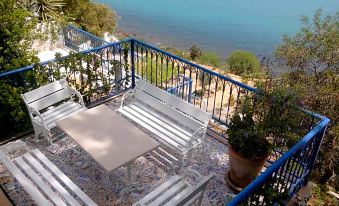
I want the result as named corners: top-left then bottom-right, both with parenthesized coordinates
top-left (56, 105), bottom-right (159, 172)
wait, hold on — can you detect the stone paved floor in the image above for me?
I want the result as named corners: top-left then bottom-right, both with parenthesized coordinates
top-left (0, 101), bottom-right (235, 206)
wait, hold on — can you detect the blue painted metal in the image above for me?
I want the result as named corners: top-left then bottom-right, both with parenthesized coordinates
top-left (132, 39), bottom-right (258, 93)
top-left (166, 75), bottom-right (193, 103)
top-left (63, 25), bottom-right (109, 51)
top-left (226, 117), bottom-right (330, 205)
top-left (0, 28), bottom-right (331, 205)
top-left (0, 39), bottom-right (133, 79)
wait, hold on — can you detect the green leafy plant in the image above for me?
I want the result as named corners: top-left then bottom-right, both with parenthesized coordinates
top-left (275, 9), bottom-right (338, 189)
top-left (227, 108), bottom-right (271, 160)
top-left (227, 81), bottom-right (301, 160)
top-left (197, 51), bottom-right (221, 68)
top-left (63, 0), bottom-right (117, 37)
top-left (226, 50), bottom-right (260, 76)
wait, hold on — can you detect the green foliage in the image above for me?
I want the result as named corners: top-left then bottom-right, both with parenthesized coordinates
top-left (0, 82), bottom-right (31, 138)
top-left (24, 0), bottom-right (65, 21)
top-left (189, 44), bottom-right (202, 60)
top-left (308, 184), bottom-right (339, 205)
top-left (227, 110), bottom-right (271, 160)
top-left (275, 9), bottom-right (338, 84)
top-left (139, 56), bottom-right (177, 86)
top-left (0, 0), bottom-right (38, 72)
top-left (197, 51), bottom-right (221, 68)
top-left (226, 50), bottom-right (260, 75)
top-left (63, 0), bottom-right (117, 37)
top-left (227, 82), bottom-right (301, 160)
top-left (274, 9), bottom-right (339, 189)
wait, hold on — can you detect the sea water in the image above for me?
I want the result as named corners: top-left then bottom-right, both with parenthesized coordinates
top-left (97, 0), bottom-right (338, 57)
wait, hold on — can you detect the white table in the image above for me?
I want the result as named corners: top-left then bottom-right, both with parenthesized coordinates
top-left (56, 105), bottom-right (159, 201)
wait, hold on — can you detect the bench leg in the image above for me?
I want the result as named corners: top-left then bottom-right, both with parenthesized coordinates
top-left (116, 163), bottom-right (142, 204)
top-left (179, 152), bottom-right (189, 174)
top-left (42, 129), bottom-right (58, 153)
top-left (32, 124), bottom-right (42, 142)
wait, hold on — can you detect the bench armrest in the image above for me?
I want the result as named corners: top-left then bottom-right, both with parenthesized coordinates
top-left (119, 89), bottom-right (136, 109)
top-left (182, 167), bottom-right (203, 183)
top-left (67, 86), bottom-right (85, 107)
top-left (29, 106), bottom-right (44, 122)
top-left (192, 126), bottom-right (207, 140)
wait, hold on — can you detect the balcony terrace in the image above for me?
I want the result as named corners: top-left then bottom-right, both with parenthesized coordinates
top-left (0, 26), bottom-right (330, 205)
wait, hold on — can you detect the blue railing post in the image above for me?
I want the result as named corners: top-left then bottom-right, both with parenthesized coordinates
top-left (131, 39), bottom-right (136, 88)
top-left (304, 124), bottom-right (328, 184)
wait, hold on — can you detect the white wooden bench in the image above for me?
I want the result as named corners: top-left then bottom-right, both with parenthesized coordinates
top-left (21, 79), bottom-right (86, 145)
top-left (118, 79), bottom-right (211, 171)
top-left (133, 171), bottom-right (215, 206)
top-left (0, 141), bottom-right (97, 206)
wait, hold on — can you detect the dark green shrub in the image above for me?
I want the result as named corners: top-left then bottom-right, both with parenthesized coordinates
top-left (189, 44), bottom-right (202, 60)
top-left (226, 50), bottom-right (260, 75)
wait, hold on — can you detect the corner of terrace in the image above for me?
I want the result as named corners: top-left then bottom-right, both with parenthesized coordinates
top-left (0, 25), bottom-right (330, 206)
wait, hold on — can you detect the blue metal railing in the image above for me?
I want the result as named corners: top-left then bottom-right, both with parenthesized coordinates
top-left (0, 28), bottom-right (330, 205)
top-left (166, 75), bottom-right (193, 102)
top-left (63, 25), bottom-right (109, 52)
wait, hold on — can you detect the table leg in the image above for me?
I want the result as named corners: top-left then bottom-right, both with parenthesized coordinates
top-left (102, 170), bottom-right (111, 189)
top-left (116, 163), bottom-right (142, 204)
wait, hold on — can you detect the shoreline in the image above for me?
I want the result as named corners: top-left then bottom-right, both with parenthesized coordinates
top-left (115, 28), bottom-right (287, 77)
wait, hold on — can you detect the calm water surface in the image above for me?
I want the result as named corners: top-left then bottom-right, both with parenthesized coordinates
top-left (97, 0), bottom-right (338, 57)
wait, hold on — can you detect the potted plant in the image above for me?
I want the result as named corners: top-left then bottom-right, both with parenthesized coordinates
top-left (226, 107), bottom-right (271, 191)
top-left (225, 86), bottom-right (300, 192)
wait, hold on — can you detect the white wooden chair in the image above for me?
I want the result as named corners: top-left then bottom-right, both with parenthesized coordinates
top-left (133, 170), bottom-right (215, 206)
top-left (0, 140), bottom-right (97, 206)
top-left (21, 79), bottom-right (86, 146)
top-left (118, 79), bottom-right (211, 172)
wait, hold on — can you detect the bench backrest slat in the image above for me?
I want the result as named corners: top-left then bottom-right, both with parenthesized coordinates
top-left (137, 80), bottom-right (210, 125)
top-left (29, 89), bottom-right (71, 111)
top-left (28, 88), bottom-right (72, 111)
top-left (0, 151), bottom-right (50, 206)
top-left (22, 79), bottom-right (66, 104)
top-left (135, 90), bottom-right (203, 131)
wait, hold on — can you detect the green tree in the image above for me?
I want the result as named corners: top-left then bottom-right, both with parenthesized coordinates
top-left (275, 9), bottom-right (339, 190)
top-left (21, 0), bottom-right (65, 21)
top-left (0, 0), bottom-right (40, 138)
top-left (63, 0), bottom-right (117, 37)
top-left (226, 50), bottom-right (260, 75)
top-left (276, 9), bottom-right (338, 84)
top-left (0, 0), bottom-right (38, 71)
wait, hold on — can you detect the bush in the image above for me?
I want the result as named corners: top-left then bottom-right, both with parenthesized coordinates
top-left (198, 51), bottom-right (221, 68)
top-left (226, 50), bottom-right (260, 75)
top-left (189, 44), bottom-right (202, 60)
top-left (275, 10), bottom-right (338, 189)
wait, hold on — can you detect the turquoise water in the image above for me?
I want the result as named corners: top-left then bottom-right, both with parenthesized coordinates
top-left (97, 0), bottom-right (338, 56)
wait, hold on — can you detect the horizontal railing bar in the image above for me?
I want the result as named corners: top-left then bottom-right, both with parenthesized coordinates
top-left (0, 29), bottom-right (332, 205)
top-left (132, 39), bottom-right (258, 93)
top-left (66, 25), bottom-right (110, 44)
top-left (227, 116), bottom-right (330, 205)
top-left (0, 39), bottom-right (133, 78)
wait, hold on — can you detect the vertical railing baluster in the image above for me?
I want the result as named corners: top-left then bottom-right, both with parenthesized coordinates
top-left (131, 39), bottom-right (135, 88)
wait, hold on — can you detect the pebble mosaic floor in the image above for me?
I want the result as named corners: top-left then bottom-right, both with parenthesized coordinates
top-left (0, 101), bottom-right (236, 206)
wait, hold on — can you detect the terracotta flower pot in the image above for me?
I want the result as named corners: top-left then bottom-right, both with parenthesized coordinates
top-left (225, 146), bottom-right (269, 192)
